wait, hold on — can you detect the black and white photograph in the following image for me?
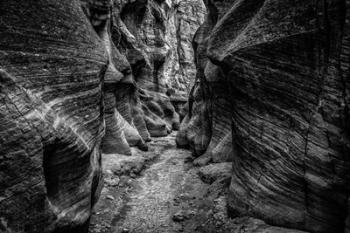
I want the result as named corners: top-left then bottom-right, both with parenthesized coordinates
top-left (0, 0), bottom-right (349, 232)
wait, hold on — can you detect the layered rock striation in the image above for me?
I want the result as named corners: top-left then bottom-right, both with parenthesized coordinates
top-left (112, 0), bottom-right (206, 140)
top-left (0, 0), bottom-right (204, 232)
top-left (178, 0), bottom-right (350, 232)
top-left (0, 1), bottom-right (106, 232)
top-left (83, 0), bottom-right (206, 155)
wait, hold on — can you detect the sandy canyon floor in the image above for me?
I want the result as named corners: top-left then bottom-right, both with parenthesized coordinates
top-left (88, 133), bottom-right (304, 233)
top-left (88, 132), bottom-right (233, 233)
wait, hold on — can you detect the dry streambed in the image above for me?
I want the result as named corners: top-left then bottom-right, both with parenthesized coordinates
top-left (89, 133), bottom-right (304, 233)
top-left (88, 132), bottom-right (232, 233)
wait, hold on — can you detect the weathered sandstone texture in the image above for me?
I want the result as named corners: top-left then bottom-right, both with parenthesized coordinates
top-left (198, 162), bottom-right (232, 184)
top-left (0, 0), bottom-right (205, 232)
top-left (83, 0), bottom-right (206, 155)
top-left (0, 1), bottom-right (106, 232)
top-left (178, 0), bottom-right (350, 232)
top-left (111, 0), bottom-right (206, 139)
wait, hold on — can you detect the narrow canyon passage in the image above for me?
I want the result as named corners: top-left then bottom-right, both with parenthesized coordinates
top-left (88, 133), bottom-right (306, 233)
top-left (1, 1), bottom-right (349, 233)
top-left (89, 132), bottom-right (228, 233)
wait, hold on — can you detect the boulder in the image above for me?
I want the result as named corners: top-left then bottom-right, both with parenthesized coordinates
top-left (198, 163), bottom-right (232, 184)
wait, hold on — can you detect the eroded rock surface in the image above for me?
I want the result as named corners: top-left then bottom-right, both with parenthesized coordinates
top-left (117, 0), bottom-right (205, 138)
top-left (0, 1), bottom-right (106, 232)
top-left (198, 162), bottom-right (232, 184)
top-left (114, 0), bottom-right (206, 139)
top-left (0, 0), bottom-right (205, 232)
top-left (178, 0), bottom-right (350, 232)
top-left (82, 0), bottom-right (206, 155)
top-left (90, 133), bottom-right (306, 233)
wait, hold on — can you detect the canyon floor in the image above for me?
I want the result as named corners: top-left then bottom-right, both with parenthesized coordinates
top-left (88, 132), bottom-right (234, 233)
top-left (88, 133), bottom-right (304, 233)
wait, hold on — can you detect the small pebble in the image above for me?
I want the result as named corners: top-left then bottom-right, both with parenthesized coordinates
top-left (172, 211), bottom-right (185, 222)
top-left (106, 169), bottom-right (113, 175)
top-left (121, 228), bottom-right (129, 233)
top-left (106, 195), bottom-right (115, 200)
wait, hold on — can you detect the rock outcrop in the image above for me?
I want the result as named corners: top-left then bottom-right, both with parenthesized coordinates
top-left (198, 162), bottom-right (232, 184)
top-left (84, 0), bottom-right (206, 155)
top-left (0, 1), bottom-right (106, 232)
top-left (111, 0), bottom-right (206, 140)
top-left (178, 0), bottom-right (350, 232)
top-left (0, 0), bottom-right (205, 232)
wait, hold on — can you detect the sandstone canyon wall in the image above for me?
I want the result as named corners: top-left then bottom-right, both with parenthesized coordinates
top-left (0, 1), bottom-right (106, 232)
top-left (0, 0), bottom-right (204, 232)
top-left (86, 0), bottom-right (205, 155)
top-left (177, 0), bottom-right (350, 232)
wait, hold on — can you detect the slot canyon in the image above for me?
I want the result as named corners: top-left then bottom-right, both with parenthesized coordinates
top-left (0, 0), bottom-right (349, 233)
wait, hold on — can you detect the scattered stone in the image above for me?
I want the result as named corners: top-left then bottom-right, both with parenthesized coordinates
top-left (106, 169), bottom-right (113, 175)
top-left (198, 163), bottom-right (232, 184)
top-left (193, 155), bottom-right (211, 167)
top-left (103, 154), bottom-right (146, 177)
top-left (188, 210), bottom-right (196, 217)
top-left (172, 211), bottom-right (185, 222)
top-left (105, 176), bottom-right (120, 187)
top-left (121, 228), bottom-right (129, 233)
top-left (173, 197), bottom-right (180, 206)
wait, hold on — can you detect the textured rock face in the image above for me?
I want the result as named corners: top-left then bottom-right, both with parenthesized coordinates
top-left (0, 0), bottom-right (205, 232)
top-left (84, 0), bottom-right (205, 154)
top-left (164, 0), bottom-right (207, 93)
top-left (178, 0), bottom-right (350, 232)
top-left (81, 0), bottom-right (205, 157)
top-left (81, 0), bottom-right (144, 155)
top-left (0, 1), bottom-right (106, 232)
top-left (116, 0), bottom-right (205, 93)
top-left (112, 0), bottom-right (205, 140)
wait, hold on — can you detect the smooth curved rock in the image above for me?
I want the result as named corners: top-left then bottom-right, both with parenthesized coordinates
top-left (114, 0), bottom-right (205, 138)
top-left (198, 162), bottom-right (232, 184)
top-left (0, 0), bottom-right (205, 231)
top-left (86, 0), bottom-right (206, 154)
top-left (0, 1), bottom-right (107, 232)
top-left (178, 0), bottom-right (350, 232)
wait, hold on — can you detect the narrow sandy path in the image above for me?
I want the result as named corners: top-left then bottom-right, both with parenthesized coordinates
top-left (89, 133), bottom-right (214, 233)
top-left (89, 133), bottom-right (308, 233)
top-left (114, 135), bottom-right (195, 232)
